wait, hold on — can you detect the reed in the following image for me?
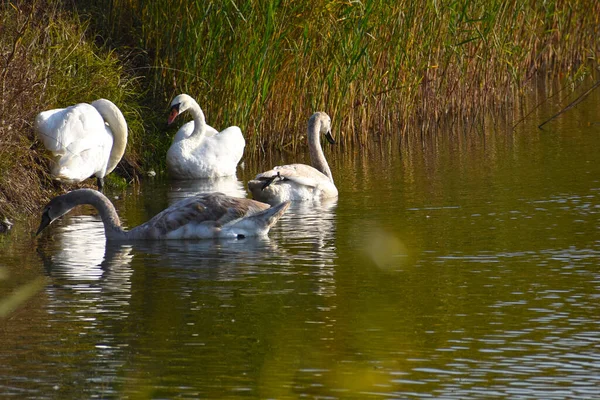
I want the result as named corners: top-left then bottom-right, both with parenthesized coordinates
top-left (78, 0), bottom-right (599, 152)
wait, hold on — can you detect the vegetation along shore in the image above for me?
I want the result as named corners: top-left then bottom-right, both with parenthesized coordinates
top-left (0, 0), bottom-right (598, 220)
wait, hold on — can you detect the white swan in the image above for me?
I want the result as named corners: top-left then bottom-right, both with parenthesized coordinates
top-left (167, 94), bottom-right (245, 179)
top-left (35, 99), bottom-right (128, 190)
top-left (248, 112), bottom-right (337, 203)
top-left (36, 189), bottom-right (290, 240)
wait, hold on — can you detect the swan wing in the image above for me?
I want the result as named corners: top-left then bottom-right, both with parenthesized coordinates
top-left (36, 103), bottom-right (106, 153)
top-left (204, 124), bottom-right (219, 137)
top-left (171, 126), bottom-right (244, 178)
top-left (54, 136), bottom-right (113, 181)
top-left (139, 193), bottom-right (269, 237)
top-left (35, 103), bottom-right (114, 181)
top-left (209, 126), bottom-right (245, 161)
top-left (210, 126), bottom-right (245, 161)
top-left (255, 163), bottom-right (330, 188)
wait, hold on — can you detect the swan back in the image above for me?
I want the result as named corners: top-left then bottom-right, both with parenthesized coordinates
top-left (35, 103), bottom-right (105, 154)
top-left (172, 121), bottom-right (219, 143)
top-left (91, 99), bottom-right (128, 174)
top-left (131, 193), bottom-right (288, 239)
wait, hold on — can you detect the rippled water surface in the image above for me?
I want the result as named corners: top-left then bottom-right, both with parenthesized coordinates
top-left (1, 91), bottom-right (600, 398)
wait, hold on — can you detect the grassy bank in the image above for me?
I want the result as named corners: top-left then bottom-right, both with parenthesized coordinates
top-left (0, 1), bottom-right (145, 218)
top-left (0, 0), bottom-right (599, 220)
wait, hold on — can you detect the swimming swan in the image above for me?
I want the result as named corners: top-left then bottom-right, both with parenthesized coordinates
top-left (167, 94), bottom-right (245, 179)
top-left (35, 99), bottom-right (128, 191)
top-left (36, 189), bottom-right (290, 240)
top-left (248, 112), bottom-right (337, 202)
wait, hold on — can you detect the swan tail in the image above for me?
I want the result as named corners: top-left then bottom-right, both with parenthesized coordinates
top-left (230, 201), bottom-right (290, 235)
top-left (253, 200), bottom-right (290, 229)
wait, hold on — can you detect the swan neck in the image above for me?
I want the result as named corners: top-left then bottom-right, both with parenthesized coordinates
top-left (307, 118), bottom-right (333, 183)
top-left (92, 100), bottom-right (128, 174)
top-left (68, 189), bottom-right (127, 239)
top-left (188, 99), bottom-right (207, 141)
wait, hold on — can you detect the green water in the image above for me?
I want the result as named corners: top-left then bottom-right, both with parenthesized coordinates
top-left (1, 90), bottom-right (599, 398)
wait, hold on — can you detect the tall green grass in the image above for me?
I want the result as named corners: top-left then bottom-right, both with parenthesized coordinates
top-left (80, 0), bottom-right (599, 151)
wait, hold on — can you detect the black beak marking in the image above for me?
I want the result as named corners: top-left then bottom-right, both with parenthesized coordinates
top-left (325, 131), bottom-right (336, 145)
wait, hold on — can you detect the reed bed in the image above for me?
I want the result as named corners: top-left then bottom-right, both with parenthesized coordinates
top-left (81, 0), bottom-right (599, 152)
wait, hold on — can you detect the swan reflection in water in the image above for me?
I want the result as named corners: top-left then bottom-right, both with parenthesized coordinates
top-left (271, 197), bottom-right (338, 297)
top-left (36, 213), bottom-right (134, 376)
top-left (128, 235), bottom-right (285, 283)
top-left (37, 215), bottom-right (134, 291)
top-left (167, 176), bottom-right (247, 204)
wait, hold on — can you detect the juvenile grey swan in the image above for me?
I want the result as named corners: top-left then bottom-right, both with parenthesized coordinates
top-left (35, 99), bottom-right (128, 191)
top-left (248, 112), bottom-right (337, 203)
top-left (36, 189), bottom-right (290, 240)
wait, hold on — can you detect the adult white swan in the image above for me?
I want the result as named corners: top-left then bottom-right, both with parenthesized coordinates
top-left (36, 189), bottom-right (290, 240)
top-left (167, 94), bottom-right (245, 179)
top-left (35, 99), bottom-right (128, 190)
top-left (248, 112), bottom-right (337, 203)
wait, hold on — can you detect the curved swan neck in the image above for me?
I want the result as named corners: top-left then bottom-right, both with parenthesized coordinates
top-left (307, 116), bottom-right (334, 183)
top-left (91, 99), bottom-right (128, 174)
top-left (66, 189), bottom-right (127, 239)
top-left (186, 97), bottom-right (208, 141)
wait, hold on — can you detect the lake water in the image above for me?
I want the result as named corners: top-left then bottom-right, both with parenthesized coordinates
top-left (1, 86), bottom-right (600, 398)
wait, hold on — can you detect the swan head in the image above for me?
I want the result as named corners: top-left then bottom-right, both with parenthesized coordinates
top-left (310, 112), bottom-right (335, 144)
top-left (36, 193), bottom-right (73, 235)
top-left (168, 94), bottom-right (195, 125)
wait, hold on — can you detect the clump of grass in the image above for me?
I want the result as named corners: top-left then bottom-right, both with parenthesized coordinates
top-left (0, 0), bottom-right (145, 217)
top-left (77, 0), bottom-right (599, 153)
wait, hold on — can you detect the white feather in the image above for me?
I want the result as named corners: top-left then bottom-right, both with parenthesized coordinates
top-left (167, 94), bottom-right (245, 179)
top-left (35, 99), bottom-right (128, 184)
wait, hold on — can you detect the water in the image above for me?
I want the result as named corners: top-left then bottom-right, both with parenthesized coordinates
top-left (1, 89), bottom-right (600, 398)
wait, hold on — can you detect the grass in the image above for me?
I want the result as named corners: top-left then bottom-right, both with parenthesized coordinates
top-left (77, 0), bottom-right (599, 150)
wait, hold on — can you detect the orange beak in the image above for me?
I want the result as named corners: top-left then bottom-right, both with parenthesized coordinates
top-left (168, 108), bottom-right (179, 125)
